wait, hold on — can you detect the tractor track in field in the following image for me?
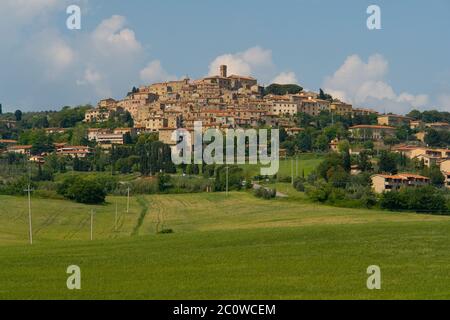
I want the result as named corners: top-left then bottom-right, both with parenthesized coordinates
top-left (131, 196), bottom-right (149, 236)
top-left (108, 212), bottom-right (125, 238)
top-left (64, 215), bottom-right (91, 240)
top-left (151, 197), bottom-right (168, 234)
top-left (34, 211), bottom-right (61, 236)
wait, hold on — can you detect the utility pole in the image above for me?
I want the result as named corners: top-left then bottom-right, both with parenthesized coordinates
top-left (226, 166), bottom-right (229, 196)
top-left (24, 184), bottom-right (33, 245)
top-left (296, 155), bottom-right (299, 177)
top-left (115, 202), bottom-right (118, 232)
top-left (126, 187), bottom-right (130, 213)
top-left (291, 158), bottom-right (294, 186)
top-left (90, 209), bottom-right (94, 241)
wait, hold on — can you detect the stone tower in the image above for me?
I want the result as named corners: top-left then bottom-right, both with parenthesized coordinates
top-left (220, 65), bottom-right (227, 78)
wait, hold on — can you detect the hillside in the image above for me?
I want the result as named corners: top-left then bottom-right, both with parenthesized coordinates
top-left (0, 192), bottom-right (449, 299)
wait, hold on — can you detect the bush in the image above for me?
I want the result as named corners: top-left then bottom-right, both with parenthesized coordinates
top-left (0, 177), bottom-right (35, 196)
top-left (158, 228), bottom-right (174, 234)
top-left (126, 179), bottom-right (159, 195)
top-left (278, 176), bottom-right (292, 183)
top-left (293, 177), bottom-right (305, 192)
top-left (67, 179), bottom-right (106, 204)
top-left (157, 173), bottom-right (172, 192)
top-left (172, 176), bottom-right (212, 193)
top-left (57, 176), bottom-right (106, 204)
top-left (214, 166), bottom-right (244, 191)
top-left (254, 187), bottom-right (276, 199)
top-left (380, 186), bottom-right (447, 213)
top-left (34, 189), bottom-right (64, 200)
top-left (306, 180), bottom-right (331, 202)
top-left (118, 176), bottom-right (213, 195)
top-left (305, 179), bottom-right (377, 208)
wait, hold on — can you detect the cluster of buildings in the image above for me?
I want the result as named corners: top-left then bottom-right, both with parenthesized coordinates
top-left (370, 145), bottom-right (450, 193)
top-left (87, 127), bottom-right (136, 149)
top-left (341, 115), bottom-right (450, 194)
top-left (371, 173), bottom-right (431, 194)
top-left (349, 114), bottom-right (450, 141)
top-left (84, 65), bottom-right (378, 145)
top-left (0, 139), bottom-right (93, 161)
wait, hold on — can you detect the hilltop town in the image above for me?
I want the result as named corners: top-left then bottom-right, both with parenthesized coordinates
top-left (84, 65), bottom-right (377, 145)
top-left (2, 65), bottom-right (450, 204)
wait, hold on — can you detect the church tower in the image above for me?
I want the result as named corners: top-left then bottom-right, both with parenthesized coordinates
top-left (220, 65), bottom-right (227, 78)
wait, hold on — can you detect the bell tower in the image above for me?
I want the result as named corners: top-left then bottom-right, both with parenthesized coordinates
top-left (220, 65), bottom-right (227, 78)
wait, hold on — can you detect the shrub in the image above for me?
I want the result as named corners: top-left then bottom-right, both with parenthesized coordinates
top-left (278, 176), bottom-right (292, 183)
top-left (125, 179), bottom-right (159, 195)
top-left (172, 176), bottom-right (211, 193)
top-left (306, 180), bottom-right (332, 202)
top-left (214, 166), bottom-right (244, 191)
top-left (34, 189), bottom-right (64, 200)
top-left (158, 228), bottom-right (174, 234)
top-left (0, 177), bottom-right (36, 196)
top-left (67, 179), bottom-right (106, 204)
top-left (57, 176), bottom-right (106, 204)
top-left (380, 186), bottom-right (447, 213)
top-left (157, 173), bottom-right (172, 192)
top-left (254, 187), bottom-right (277, 200)
top-left (293, 177), bottom-right (305, 192)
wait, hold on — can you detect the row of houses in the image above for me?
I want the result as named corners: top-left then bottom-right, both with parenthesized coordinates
top-left (4, 143), bottom-right (92, 159)
top-left (371, 144), bottom-right (450, 193)
top-left (393, 145), bottom-right (450, 168)
top-left (371, 173), bottom-right (431, 193)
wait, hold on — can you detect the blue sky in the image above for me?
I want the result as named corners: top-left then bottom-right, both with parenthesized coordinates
top-left (1, 0), bottom-right (449, 114)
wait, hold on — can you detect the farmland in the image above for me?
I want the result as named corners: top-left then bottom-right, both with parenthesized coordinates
top-left (0, 192), bottom-right (449, 299)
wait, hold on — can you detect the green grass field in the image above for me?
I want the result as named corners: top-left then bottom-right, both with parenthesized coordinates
top-left (241, 153), bottom-right (323, 178)
top-left (1, 191), bottom-right (450, 300)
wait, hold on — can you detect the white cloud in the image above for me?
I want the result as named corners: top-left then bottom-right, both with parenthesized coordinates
top-left (397, 93), bottom-right (429, 108)
top-left (44, 39), bottom-right (75, 73)
top-left (91, 15), bottom-right (142, 56)
top-left (73, 15), bottom-right (145, 97)
top-left (323, 54), bottom-right (429, 113)
top-left (272, 72), bottom-right (298, 84)
top-left (0, 0), bottom-right (61, 21)
top-left (77, 68), bottom-right (112, 97)
top-left (208, 46), bottom-right (274, 78)
top-left (23, 30), bottom-right (75, 79)
top-left (0, 12), bottom-right (148, 110)
top-left (140, 60), bottom-right (177, 83)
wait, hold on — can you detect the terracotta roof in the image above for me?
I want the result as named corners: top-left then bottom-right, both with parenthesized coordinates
top-left (378, 114), bottom-right (413, 120)
top-left (8, 145), bottom-right (32, 149)
top-left (228, 75), bottom-right (256, 81)
top-left (350, 125), bottom-right (396, 130)
top-left (375, 173), bottom-right (430, 180)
